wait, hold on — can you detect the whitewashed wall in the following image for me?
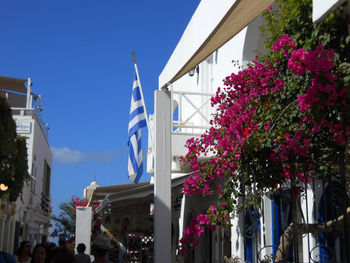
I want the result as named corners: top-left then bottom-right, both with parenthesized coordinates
top-left (13, 114), bottom-right (52, 246)
top-left (313, 0), bottom-right (346, 22)
top-left (155, 0), bottom-right (348, 261)
top-left (156, 4), bottom-right (267, 262)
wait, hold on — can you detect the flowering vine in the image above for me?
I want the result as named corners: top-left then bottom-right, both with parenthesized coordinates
top-left (179, 33), bottom-right (349, 254)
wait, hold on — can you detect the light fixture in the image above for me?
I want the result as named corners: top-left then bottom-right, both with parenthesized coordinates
top-left (188, 65), bottom-right (199, 77)
top-left (0, 184), bottom-right (8, 191)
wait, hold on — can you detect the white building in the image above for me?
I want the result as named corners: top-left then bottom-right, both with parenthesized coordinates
top-left (82, 1), bottom-right (350, 262)
top-left (152, 0), bottom-right (350, 262)
top-left (151, 2), bottom-right (271, 262)
top-left (0, 76), bottom-right (52, 253)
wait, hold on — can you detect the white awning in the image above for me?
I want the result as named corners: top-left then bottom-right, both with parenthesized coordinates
top-left (312, 0), bottom-right (345, 22)
top-left (92, 182), bottom-right (150, 201)
top-left (159, 0), bottom-right (274, 88)
top-left (95, 175), bottom-right (188, 214)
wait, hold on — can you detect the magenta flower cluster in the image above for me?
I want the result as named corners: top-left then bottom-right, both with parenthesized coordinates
top-left (179, 35), bottom-right (348, 254)
top-left (72, 195), bottom-right (99, 212)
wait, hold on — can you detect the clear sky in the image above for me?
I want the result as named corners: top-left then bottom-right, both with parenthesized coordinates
top-left (0, 0), bottom-right (200, 216)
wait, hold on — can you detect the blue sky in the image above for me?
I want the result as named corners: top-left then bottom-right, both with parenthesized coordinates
top-left (0, 0), bottom-right (200, 215)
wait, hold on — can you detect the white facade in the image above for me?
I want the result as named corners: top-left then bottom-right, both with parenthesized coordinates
top-left (0, 77), bottom-right (52, 253)
top-left (150, 0), bottom-right (350, 262)
top-left (149, 4), bottom-right (267, 261)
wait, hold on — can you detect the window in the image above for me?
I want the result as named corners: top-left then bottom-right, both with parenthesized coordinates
top-left (42, 160), bottom-right (51, 197)
top-left (41, 160), bottom-right (51, 214)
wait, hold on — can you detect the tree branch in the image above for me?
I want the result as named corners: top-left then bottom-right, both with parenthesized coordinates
top-left (275, 207), bottom-right (350, 262)
top-left (268, 99), bottom-right (297, 136)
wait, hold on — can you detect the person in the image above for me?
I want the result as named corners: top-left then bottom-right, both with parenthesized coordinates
top-left (120, 219), bottom-right (129, 243)
top-left (0, 251), bottom-right (16, 263)
top-left (57, 236), bottom-right (66, 248)
top-left (111, 218), bottom-right (129, 263)
top-left (91, 233), bottom-right (113, 263)
top-left (52, 247), bottom-right (74, 263)
top-left (45, 243), bottom-right (56, 263)
top-left (116, 242), bottom-right (127, 263)
top-left (118, 219), bottom-right (129, 263)
top-left (30, 244), bottom-right (47, 263)
top-left (112, 218), bottom-right (129, 246)
top-left (74, 243), bottom-right (91, 263)
top-left (15, 241), bottom-right (31, 263)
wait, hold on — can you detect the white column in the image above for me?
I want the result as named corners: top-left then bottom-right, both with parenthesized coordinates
top-left (230, 216), bottom-right (239, 257)
top-left (259, 201), bottom-right (265, 260)
top-left (301, 188), bottom-right (315, 263)
top-left (75, 207), bottom-right (92, 255)
top-left (263, 196), bottom-right (274, 259)
top-left (238, 212), bottom-right (245, 261)
top-left (154, 89), bottom-right (172, 262)
top-left (178, 194), bottom-right (186, 242)
top-left (26, 78), bottom-right (32, 109)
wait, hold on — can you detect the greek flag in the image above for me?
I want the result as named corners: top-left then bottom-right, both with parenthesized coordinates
top-left (128, 76), bottom-right (147, 183)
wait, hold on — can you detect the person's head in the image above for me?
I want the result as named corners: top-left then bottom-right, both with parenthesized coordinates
top-left (46, 242), bottom-right (56, 250)
top-left (58, 235), bottom-right (66, 247)
top-left (31, 244), bottom-right (47, 263)
top-left (122, 218), bottom-right (129, 231)
top-left (53, 247), bottom-right (74, 263)
top-left (18, 240), bottom-right (31, 256)
top-left (76, 243), bottom-right (86, 254)
top-left (92, 233), bottom-right (113, 260)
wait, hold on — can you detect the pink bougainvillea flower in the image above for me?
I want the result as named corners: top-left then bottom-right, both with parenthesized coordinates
top-left (179, 34), bottom-right (348, 255)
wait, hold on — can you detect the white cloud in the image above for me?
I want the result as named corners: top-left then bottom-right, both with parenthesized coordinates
top-left (51, 147), bottom-right (117, 164)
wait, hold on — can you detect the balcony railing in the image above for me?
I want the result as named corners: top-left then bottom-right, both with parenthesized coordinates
top-left (170, 90), bottom-right (215, 136)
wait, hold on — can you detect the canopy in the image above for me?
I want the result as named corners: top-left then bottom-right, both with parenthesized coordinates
top-left (0, 76), bottom-right (27, 94)
top-left (92, 182), bottom-right (150, 201)
top-left (95, 175), bottom-right (188, 213)
top-left (159, 0), bottom-right (274, 88)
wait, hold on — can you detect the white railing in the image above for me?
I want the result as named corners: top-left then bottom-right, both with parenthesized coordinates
top-left (170, 90), bottom-right (215, 136)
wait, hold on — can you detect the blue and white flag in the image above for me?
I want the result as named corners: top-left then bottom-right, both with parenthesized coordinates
top-left (128, 76), bottom-right (147, 183)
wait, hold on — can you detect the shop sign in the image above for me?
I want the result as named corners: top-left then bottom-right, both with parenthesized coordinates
top-left (16, 121), bottom-right (32, 134)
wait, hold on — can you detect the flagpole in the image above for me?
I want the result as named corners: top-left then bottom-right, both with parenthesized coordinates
top-left (131, 52), bottom-right (154, 149)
